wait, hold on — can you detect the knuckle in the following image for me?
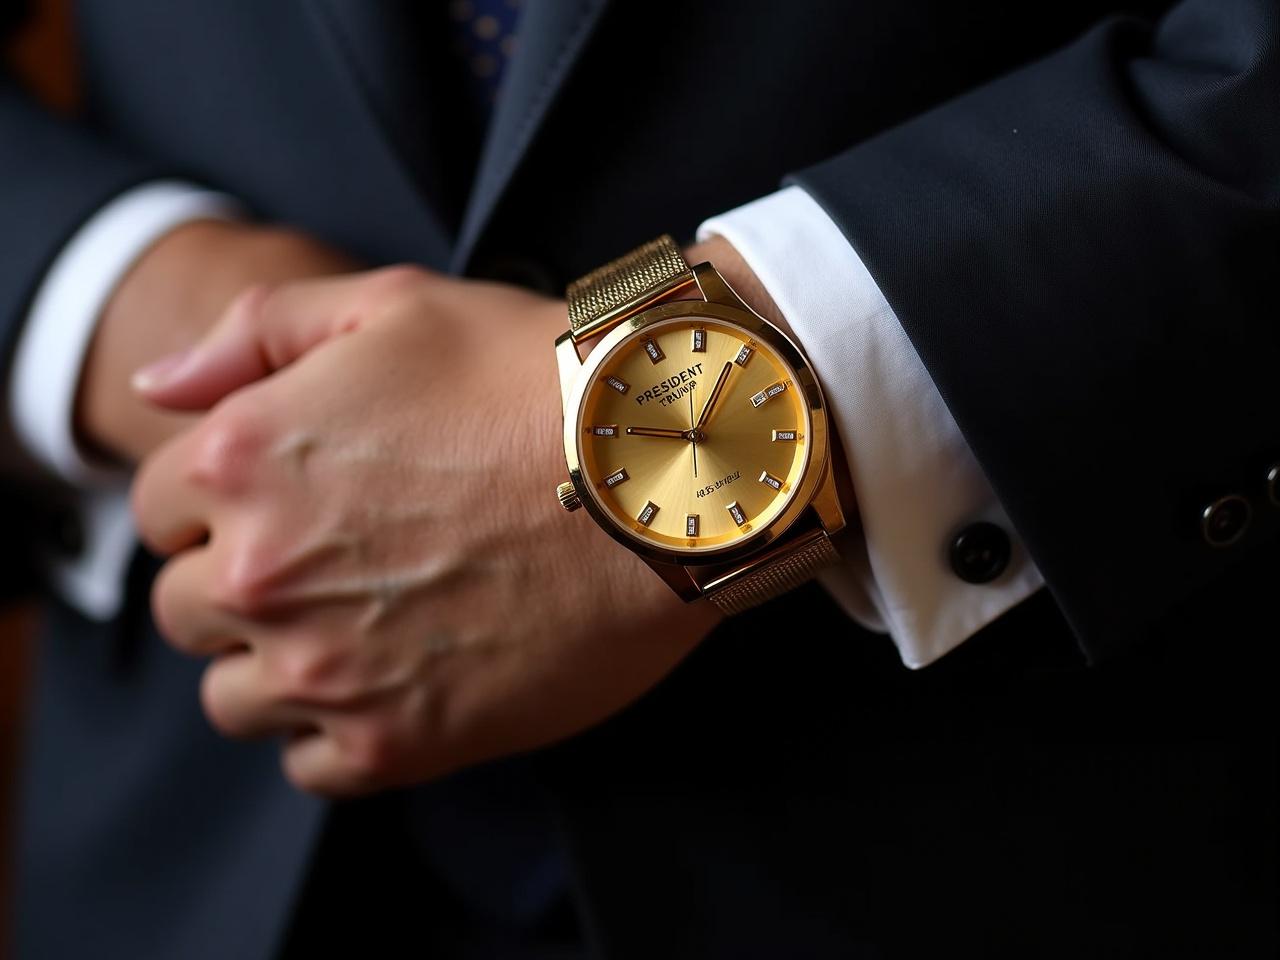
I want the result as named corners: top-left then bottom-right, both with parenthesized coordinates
top-left (370, 263), bottom-right (427, 294)
top-left (280, 740), bottom-right (347, 798)
top-left (130, 470), bottom-right (167, 554)
top-left (186, 402), bottom-right (267, 495)
top-left (149, 564), bottom-right (185, 647)
top-left (271, 643), bottom-right (343, 700)
top-left (199, 665), bottom-right (246, 738)
top-left (130, 460), bottom-right (179, 555)
top-left (343, 722), bottom-right (397, 786)
top-left (210, 543), bottom-right (275, 618)
top-left (363, 265), bottom-right (430, 315)
top-left (281, 753), bottom-right (321, 795)
top-left (224, 282), bottom-right (275, 332)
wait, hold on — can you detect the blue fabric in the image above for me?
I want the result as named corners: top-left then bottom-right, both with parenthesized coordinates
top-left (450, 0), bottom-right (524, 124)
top-left (405, 759), bottom-right (571, 929)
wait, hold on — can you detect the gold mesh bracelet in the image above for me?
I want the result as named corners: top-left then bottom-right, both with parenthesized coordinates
top-left (566, 235), bottom-right (692, 341)
top-left (706, 532), bottom-right (838, 615)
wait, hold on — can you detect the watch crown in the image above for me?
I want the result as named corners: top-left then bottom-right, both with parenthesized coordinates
top-left (556, 480), bottom-right (582, 512)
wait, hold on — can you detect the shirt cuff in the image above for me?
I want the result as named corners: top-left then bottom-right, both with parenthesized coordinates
top-left (697, 186), bottom-right (1045, 669)
top-left (9, 180), bottom-right (242, 486)
top-left (9, 180), bottom-right (242, 620)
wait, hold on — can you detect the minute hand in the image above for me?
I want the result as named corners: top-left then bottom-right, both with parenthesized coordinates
top-left (695, 361), bottom-right (734, 431)
top-left (625, 426), bottom-right (687, 439)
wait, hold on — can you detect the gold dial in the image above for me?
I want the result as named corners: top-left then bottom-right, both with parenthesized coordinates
top-left (576, 315), bottom-right (812, 555)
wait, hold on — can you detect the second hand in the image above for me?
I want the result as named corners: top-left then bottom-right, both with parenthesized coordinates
top-left (689, 385), bottom-right (698, 479)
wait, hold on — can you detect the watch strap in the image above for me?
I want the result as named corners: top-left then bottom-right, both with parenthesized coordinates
top-left (705, 529), bottom-right (839, 615)
top-left (566, 235), bottom-right (692, 341)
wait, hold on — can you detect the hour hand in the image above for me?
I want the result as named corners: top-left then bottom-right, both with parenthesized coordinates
top-left (625, 426), bottom-right (687, 439)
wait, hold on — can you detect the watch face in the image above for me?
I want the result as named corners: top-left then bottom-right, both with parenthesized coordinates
top-left (575, 314), bottom-right (813, 555)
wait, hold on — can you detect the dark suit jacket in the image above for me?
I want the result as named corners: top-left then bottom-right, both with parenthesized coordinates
top-left (2, 1), bottom-right (1275, 957)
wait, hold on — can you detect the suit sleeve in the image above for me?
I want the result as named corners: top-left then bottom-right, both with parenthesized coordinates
top-left (786, 0), bottom-right (1280, 662)
top-left (0, 5), bottom-right (170, 365)
top-left (0, 1), bottom-right (170, 601)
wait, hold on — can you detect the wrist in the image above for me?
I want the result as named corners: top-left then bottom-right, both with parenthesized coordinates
top-left (683, 234), bottom-right (791, 339)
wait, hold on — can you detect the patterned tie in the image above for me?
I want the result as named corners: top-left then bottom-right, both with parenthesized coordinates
top-left (449, 0), bottom-right (524, 125)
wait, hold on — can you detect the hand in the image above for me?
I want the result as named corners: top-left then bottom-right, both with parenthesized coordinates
top-left (131, 266), bottom-right (721, 795)
top-left (77, 220), bottom-right (355, 463)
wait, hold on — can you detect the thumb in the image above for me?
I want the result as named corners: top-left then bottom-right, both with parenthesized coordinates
top-left (132, 280), bottom-right (347, 411)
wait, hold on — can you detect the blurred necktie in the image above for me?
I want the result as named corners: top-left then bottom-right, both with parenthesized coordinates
top-left (450, 0), bottom-right (524, 126)
top-left (435, 5), bottom-right (580, 944)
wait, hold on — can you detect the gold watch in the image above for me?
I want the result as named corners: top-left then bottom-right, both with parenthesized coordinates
top-left (553, 235), bottom-right (846, 614)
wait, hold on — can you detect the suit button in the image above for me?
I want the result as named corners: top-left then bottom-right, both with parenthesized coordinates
top-left (1201, 494), bottom-right (1251, 547)
top-left (473, 255), bottom-right (560, 295)
top-left (949, 522), bottom-right (1011, 584)
top-left (1267, 465), bottom-right (1279, 507)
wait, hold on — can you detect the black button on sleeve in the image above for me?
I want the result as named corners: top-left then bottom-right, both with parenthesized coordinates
top-left (949, 522), bottom-right (1011, 584)
top-left (1201, 495), bottom-right (1251, 547)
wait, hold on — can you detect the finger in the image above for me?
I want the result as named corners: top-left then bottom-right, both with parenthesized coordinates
top-left (130, 285), bottom-right (271, 410)
top-left (132, 430), bottom-right (214, 555)
top-left (201, 651), bottom-right (315, 740)
top-left (132, 267), bottom-right (429, 411)
top-left (150, 547), bottom-right (250, 656)
top-left (281, 726), bottom-right (382, 797)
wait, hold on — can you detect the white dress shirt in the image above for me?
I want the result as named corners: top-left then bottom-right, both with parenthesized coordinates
top-left (9, 181), bottom-right (241, 618)
top-left (701, 187), bottom-right (1044, 667)
top-left (10, 182), bottom-right (1042, 667)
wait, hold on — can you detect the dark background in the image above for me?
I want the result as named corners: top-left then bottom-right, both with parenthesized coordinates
top-left (1, 1), bottom-right (75, 954)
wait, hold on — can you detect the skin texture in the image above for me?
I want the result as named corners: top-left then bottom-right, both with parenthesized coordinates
top-left (130, 264), bottom-right (732, 795)
top-left (103, 227), bottom-right (801, 796)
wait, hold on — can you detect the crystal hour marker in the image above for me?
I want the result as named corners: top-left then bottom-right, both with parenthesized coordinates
top-left (603, 468), bottom-right (629, 489)
top-left (772, 429), bottom-right (797, 442)
top-left (691, 328), bottom-right (707, 352)
top-left (589, 424), bottom-right (620, 438)
top-left (636, 501), bottom-right (659, 526)
top-left (759, 470), bottom-right (783, 491)
top-left (605, 375), bottom-right (629, 394)
top-left (734, 344), bottom-right (753, 366)
top-left (750, 380), bottom-right (787, 408)
top-left (686, 514), bottom-right (700, 537)
top-left (642, 338), bottom-right (665, 364)
top-left (726, 501), bottom-right (747, 527)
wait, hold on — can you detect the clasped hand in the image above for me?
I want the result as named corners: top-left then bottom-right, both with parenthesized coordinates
top-left (131, 265), bottom-right (718, 795)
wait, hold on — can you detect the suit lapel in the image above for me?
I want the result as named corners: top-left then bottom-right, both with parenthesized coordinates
top-left (303, 0), bottom-right (609, 269)
top-left (452, 0), bottom-right (612, 271)
top-left (304, 0), bottom-right (459, 257)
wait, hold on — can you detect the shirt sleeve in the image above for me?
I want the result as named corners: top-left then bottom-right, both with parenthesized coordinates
top-left (8, 180), bottom-right (242, 619)
top-left (697, 186), bottom-right (1045, 669)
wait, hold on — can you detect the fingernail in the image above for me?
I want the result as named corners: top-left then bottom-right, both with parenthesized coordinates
top-left (131, 349), bottom-right (192, 392)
